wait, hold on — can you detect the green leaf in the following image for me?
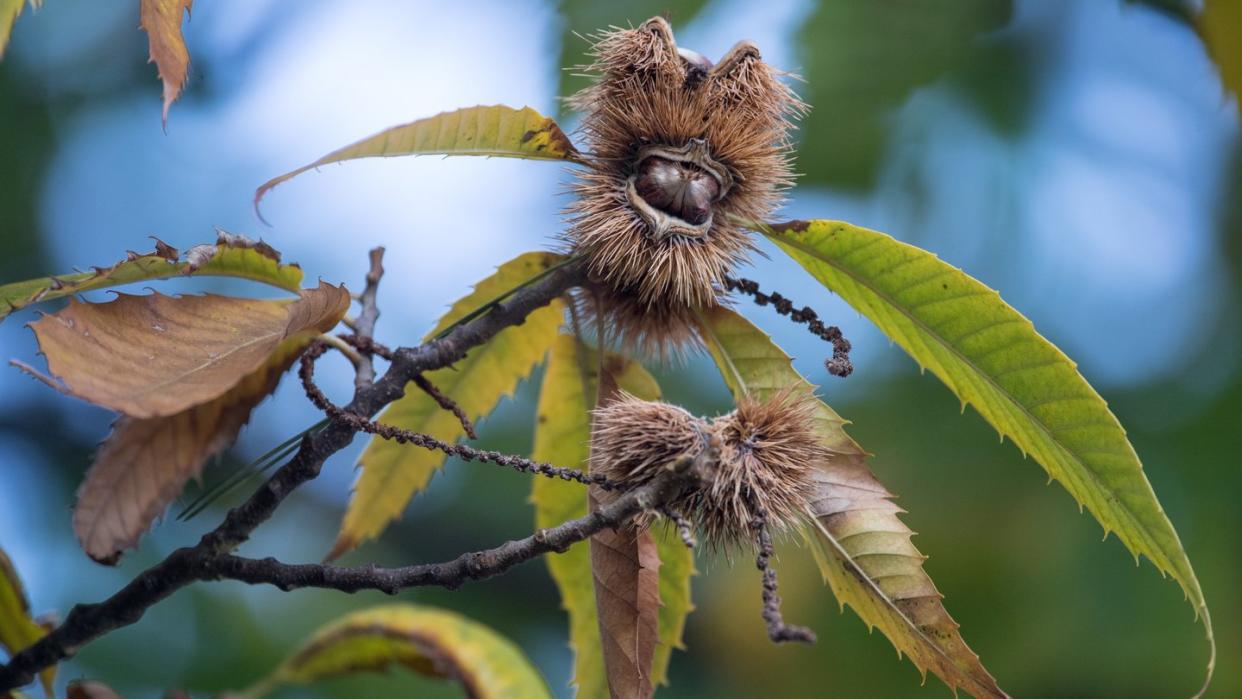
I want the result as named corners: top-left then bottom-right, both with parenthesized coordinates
top-left (1199, 0), bottom-right (1242, 103)
top-left (760, 217), bottom-right (1214, 691)
top-left (237, 604), bottom-right (550, 699)
top-left (796, 0), bottom-right (1012, 187)
top-left (531, 334), bottom-right (692, 696)
top-left (254, 105), bottom-right (579, 216)
top-left (695, 305), bottom-right (1005, 697)
top-left (0, 546), bottom-right (54, 696)
top-left (0, 233), bottom-right (304, 323)
top-left (329, 252), bottom-right (567, 559)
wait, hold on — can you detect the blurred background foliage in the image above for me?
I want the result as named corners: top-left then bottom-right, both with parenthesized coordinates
top-left (1, 0), bottom-right (1238, 697)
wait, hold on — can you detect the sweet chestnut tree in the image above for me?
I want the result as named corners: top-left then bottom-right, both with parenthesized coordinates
top-left (0, 11), bottom-right (1217, 699)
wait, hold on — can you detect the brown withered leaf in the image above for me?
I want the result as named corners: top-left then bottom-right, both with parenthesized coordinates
top-left (589, 368), bottom-right (661, 699)
top-left (588, 518), bottom-right (660, 699)
top-left (139, 0), bottom-right (193, 126)
top-left (29, 282), bottom-right (348, 419)
top-left (74, 338), bottom-right (321, 564)
top-left (49, 284), bottom-right (348, 563)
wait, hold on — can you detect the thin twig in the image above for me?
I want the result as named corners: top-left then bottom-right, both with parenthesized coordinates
top-left (725, 276), bottom-right (853, 378)
top-left (338, 334), bottom-right (476, 438)
top-left (300, 343), bottom-right (613, 489)
top-left (353, 247), bottom-right (385, 389)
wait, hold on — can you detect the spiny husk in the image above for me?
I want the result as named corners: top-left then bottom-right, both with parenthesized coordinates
top-left (700, 388), bottom-right (828, 547)
top-left (569, 283), bottom-right (705, 360)
top-left (566, 17), bottom-right (804, 355)
top-left (589, 389), bottom-right (826, 549)
top-left (590, 393), bottom-right (705, 500)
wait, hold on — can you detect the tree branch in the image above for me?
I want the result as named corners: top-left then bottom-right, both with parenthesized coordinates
top-left (0, 254), bottom-right (586, 692)
top-left (202, 454), bottom-right (706, 594)
top-left (352, 247), bottom-right (385, 389)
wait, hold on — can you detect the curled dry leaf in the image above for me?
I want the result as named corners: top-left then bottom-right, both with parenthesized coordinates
top-left (589, 514), bottom-right (660, 699)
top-left (238, 604), bottom-right (550, 699)
top-left (25, 283), bottom-right (350, 563)
top-left (0, 546), bottom-right (55, 695)
top-left (0, 231), bottom-right (303, 323)
top-left (140, 0), bottom-right (193, 126)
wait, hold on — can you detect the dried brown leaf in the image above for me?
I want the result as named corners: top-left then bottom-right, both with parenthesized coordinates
top-left (588, 509), bottom-right (660, 699)
top-left (52, 284), bottom-right (349, 563)
top-left (29, 282), bottom-right (348, 419)
top-left (589, 368), bottom-right (661, 699)
top-left (139, 0), bottom-right (193, 126)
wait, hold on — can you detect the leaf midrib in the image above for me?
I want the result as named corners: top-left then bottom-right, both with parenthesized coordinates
top-left (134, 328), bottom-right (283, 399)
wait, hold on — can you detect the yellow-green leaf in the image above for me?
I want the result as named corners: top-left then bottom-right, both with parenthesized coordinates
top-left (330, 252), bottom-right (566, 559)
top-left (254, 105), bottom-right (579, 216)
top-left (531, 334), bottom-right (692, 697)
top-left (651, 518), bottom-right (694, 687)
top-left (0, 233), bottom-right (304, 323)
top-left (238, 604), bottom-right (550, 699)
top-left (1199, 0), bottom-right (1242, 103)
top-left (695, 305), bottom-right (1005, 698)
top-left (0, 0), bottom-right (38, 60)
top-left (759, 218), bottom-right (1213, 692)
top-left (0, 546), bottom-right (54, 696)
